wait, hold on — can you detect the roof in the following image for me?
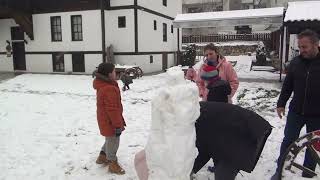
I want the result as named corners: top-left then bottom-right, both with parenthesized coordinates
top-left (173, 7), bottom-right (284, 28)
top-left (284, 1), bottom-right (320, 22)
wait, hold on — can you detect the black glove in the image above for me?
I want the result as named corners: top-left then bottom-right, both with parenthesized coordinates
top-left (115, 128), bottom-right (122, 137)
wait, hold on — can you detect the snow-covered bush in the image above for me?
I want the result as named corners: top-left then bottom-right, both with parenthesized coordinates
top-left (181, 44), bottom-right (197, 66)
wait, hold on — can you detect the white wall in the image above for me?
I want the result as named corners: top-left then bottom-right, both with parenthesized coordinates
top-left (25, 54), bottom-right (102, 74)
top-left (84, 54), bottom-right (103, 73)
top-left (138, 0), bottom-right (182, 18)
top-left (0, 19), bottom-right (17, 71)
top-left (26, 55), bottom-right (52, 73)
top-left (138, 11), bottom-right (177, 52)
top-left (115, 53), bottom-right (176, 73)
top-left (0, 55), bottom-right (14, 71)
top-left (110, 0), bottom-right (134, 6)
top-left (105, 10), bottom-right (135, 52)
top-left (116, 55), bottom-right (158, 73)
top-left (168, 54), bottom-right (175, 67)
top-left (64, 54), bottom-right (73, 73)
top-left (26, 10), bottom-right (102, 52)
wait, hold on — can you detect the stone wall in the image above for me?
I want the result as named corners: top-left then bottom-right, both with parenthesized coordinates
top-left (193, 45), bottom-right (258, 56)
top-left (217, 45), bottom-right (258, 56)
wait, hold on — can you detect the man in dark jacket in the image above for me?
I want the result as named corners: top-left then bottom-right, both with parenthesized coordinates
top-left (272, 29), bottom-right (320, 180)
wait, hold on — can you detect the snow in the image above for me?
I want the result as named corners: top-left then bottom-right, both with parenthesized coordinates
top-left (174, 7), bottom-right (284, 22)
top-left (0, 55), bottom-right (316, 180)
top-left (145, 67), bottom-right (199, 180)
top-left (284, 1), bottom-right (320, 22)
top-left (115, 64), bottom-right (138, 69)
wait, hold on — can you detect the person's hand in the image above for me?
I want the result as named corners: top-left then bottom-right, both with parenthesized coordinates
top-left (115, 128), bottom-right (122, 137)
top-left (277, 107), bottom-right (285, 119)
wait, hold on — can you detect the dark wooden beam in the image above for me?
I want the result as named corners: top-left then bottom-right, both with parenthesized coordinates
top-left (285, 21), bottom-right (320, 35)
top-left (100, 0), bottom-right (106, 63)
top-left (134, 0), bottom-right (138, 53)
top-left (31, 0), bottom-right (99, 14)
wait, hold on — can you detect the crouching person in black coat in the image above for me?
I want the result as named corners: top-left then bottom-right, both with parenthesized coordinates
top-left (192, 101), bottom-right (272, 180)
top-left (134, 101), bottom-right (272, 180)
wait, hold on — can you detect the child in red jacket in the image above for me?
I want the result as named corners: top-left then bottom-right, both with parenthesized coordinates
top-left (93, 62), bottom-right (126, 175)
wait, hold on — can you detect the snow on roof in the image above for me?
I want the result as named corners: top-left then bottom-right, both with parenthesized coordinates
top-left (174, 7), bottom-right (284, 22)
top-left (284, 1), bottom-right (320, 22)
top-left (173, 7), bottom-right (284, 28)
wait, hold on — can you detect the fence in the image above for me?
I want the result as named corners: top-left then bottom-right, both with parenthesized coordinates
top-left (182, 33), bottom-right (271, 43)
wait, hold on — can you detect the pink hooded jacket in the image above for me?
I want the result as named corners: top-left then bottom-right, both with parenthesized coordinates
top-left (196, 56), bottom-right (239, 103)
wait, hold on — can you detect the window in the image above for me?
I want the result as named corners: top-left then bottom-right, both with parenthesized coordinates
top-left (118, 16), bottom-right (126, 28)
top-left (71, 15), bottom-right (83, 41)
top-left (52, 53), bottom-right (64, 72)
top-left (154, 20), bottom-right (157, 30)
top-left (72, 53), bottom-right (85, 72)
top-left (150, 55), bottom-right (153, 63)
top-left (163, 0), bottom-right (167, 6)
top-left (171, 25), bottom-right (173, 33)
top-left (163, 23), bottom-right (167, 42)
top-left (50, 16), bottom-right (62, 41)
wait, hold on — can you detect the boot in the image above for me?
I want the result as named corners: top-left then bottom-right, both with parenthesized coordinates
top-left (96, 151), bottom-right (110, 165)
top-left (109, 160), bottom-right (125, 175)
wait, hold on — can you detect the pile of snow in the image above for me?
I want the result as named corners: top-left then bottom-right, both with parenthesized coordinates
top-left (145, 67), bottom-right (200, 180)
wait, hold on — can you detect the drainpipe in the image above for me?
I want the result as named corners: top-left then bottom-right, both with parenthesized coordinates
top-left (177, 28), bottom-right (180, 65)
top-left (100, 0), bottom-right (106, 62)
top-left (177, 28), bottom-right (180, 51)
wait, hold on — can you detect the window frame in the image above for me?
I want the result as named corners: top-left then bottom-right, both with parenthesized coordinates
top-left (50, 16), bottom-right (62, 42)
top-left (150, 55), bottom-right (153, 63)
top-left (71, 15), bottom-right (83, 41)
top-left (52, 53), bottom-right (65, 72)
top-left (163, 23), bottom-right (167, 42)
top-left (118, 16), bottom-right (126, 28)
top-left (163, 0), bottom-right (167, 7)
top-left (154, 20), bottom-right (157, 30)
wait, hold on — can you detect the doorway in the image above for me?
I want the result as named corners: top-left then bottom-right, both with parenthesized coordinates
top-left (72, 53), bottom-right (85, 72)
top-left (11, 27), bottom-right (26, 71)
top-left (162, 53), bottom-right (168, 71)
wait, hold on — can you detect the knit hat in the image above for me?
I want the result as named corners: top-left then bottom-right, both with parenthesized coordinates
top-left (200, 62), bottom-right (220, 83)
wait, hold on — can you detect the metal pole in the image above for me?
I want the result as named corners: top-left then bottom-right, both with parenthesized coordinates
top-left (100, 0), bottom-right (106, 62)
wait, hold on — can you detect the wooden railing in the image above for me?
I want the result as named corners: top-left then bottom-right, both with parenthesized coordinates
top-left (182, 33), bottom-right (271, 43)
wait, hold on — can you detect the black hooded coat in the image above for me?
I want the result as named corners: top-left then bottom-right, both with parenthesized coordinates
top-left (193, 101), bottom-right (272, 173)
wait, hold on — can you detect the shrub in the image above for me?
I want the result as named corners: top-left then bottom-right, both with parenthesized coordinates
top-left (181, 44), bottom-right (196, 66)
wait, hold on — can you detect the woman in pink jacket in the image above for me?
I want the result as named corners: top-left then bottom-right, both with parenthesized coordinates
top-left (196, 43), bottom-right (239, 103)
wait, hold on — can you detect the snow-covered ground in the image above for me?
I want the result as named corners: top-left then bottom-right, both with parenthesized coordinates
top-left (0, 56), bottom-right (316, 180)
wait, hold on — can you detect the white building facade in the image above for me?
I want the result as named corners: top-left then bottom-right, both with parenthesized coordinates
top-left (0, 0), bottom-right (182, 74)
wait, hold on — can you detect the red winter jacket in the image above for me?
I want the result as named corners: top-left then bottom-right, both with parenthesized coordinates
top-left (93, 77), bottom-right (126, 137)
